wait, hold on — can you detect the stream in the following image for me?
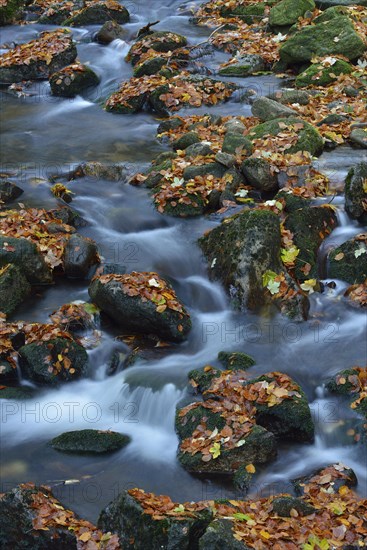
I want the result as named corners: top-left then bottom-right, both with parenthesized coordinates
top-left (0, 0), bottom-right (366, 523)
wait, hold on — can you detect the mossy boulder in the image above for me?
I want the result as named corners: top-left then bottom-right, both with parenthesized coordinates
top-left (326, 367), bottom-right (367, 417)
top-left (313, 5), bottom-right (350, 23)
top-left (316, 0), bottom-right (367, 7)
top-left (247, 117), bottom-right (324, 156)
top-left (0, 179), bottom-right (23, 203)
top-left (49, 63), bottom-right (100, 97)
top-left (0, 264), bottom-right (30, 316)
top-left (350, 127), bottom-right (367, 149)
top-left (251, 96), bottom-right (297, 121)
top-left (133, 56), bottom-right (167, 77)
top-left (172, 131), bottom-right (201, 151)
top-left (241, 156), bottom-right (279, 193)
top-left (279, 16), bottom-right (366, 65)
top-left (127, 31), bottom-right (187, 66)
top-left (248, 374), bottom-right (314, 442)
top-left (0, 0), bottom-right (24, 25)
top-left (222, 133), bottom-right (253, 155)
top-left (295, 59), bottom-right (353, 88)
top-left (63, 1), bottom-right (129, 26)
top-left (199, 519), bottom-right (250, 550)
top-left (95, 20), bottom-right (126, 44)
top-left (186, 142), bottom-right (214, 158)
top-left (89, 273), bottom-right (191, 342)
top-left (98, 490), bottom-right (213, 550)
top-left (188, 367), bottom-right (221, 393)
top-left (219, 55), bottom-right (267, 77)
top-left (218, 351), bottom-right (255, 370)
top-left (183, 162), bottom-right (227, 181)
top-left (328, 236), bottom-right (367, 284)
top-left (285, 205), bottom-right (337, 280)
top-left (199, 209), bottom-right (281, 311)
top-left (268, 88), bottom-right (310, 105)
top-left (50, 429), bottom-right (130, 454)
top-left (220, 2), bottom-right (266, 24)
top-left (0, 236), bottom-right (52, 284)
top-left (345, 162), bottom-right (367, 222)
top-left (18, 338), bottom-right (88, 385)
top-left (0, 31), bottom-right (77, 84)
top-left (269, 0), bottom-right (315, 27)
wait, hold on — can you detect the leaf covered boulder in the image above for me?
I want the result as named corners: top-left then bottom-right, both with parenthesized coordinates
top-left (49, 62), bottom-right (100, 97)
top-left (0, 29), bottom-right (77, 84)
top-left (0, 483), bottom-right (120, 548)
top-left (89, 271), bottom-right (191, 342)
top-left (63, 0), bottom-right (129, 26)
top-left (98, 488), bottom-right (213, 550)
top-left (328, 234), bottom-right (367, 284)
top-left (50, 429), bottom-right (130, 454)
top-left (326, 366), bottom-right (367, 418)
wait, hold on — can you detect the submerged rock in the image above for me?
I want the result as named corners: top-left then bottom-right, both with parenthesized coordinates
top-left (89, 271), bottom-right (191, 342)
top-left (95, 20), bottom-right (126, 44)
top-left (328, 234), bottom-right (367, 284)
top-left (0, 263), bottom-right (30, 316)
top-left (345, 162), bottom-right (367, 222)
top-left (50, 429), bottom-right (130, 454)
top-left (0, 30), bottom-right (77, 84)
top-left (218, 351), bottom-right (255, 370)
top-left (19, 337), bottom-right (88, 385)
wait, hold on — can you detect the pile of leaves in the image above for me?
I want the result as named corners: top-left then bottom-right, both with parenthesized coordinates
top-left (49, 302), bottom-right (99, 330)
top-left (105, 72), bottom-right (235, 114)
top-left (126, 33), bottom-right (188, 65)
top-left (0, 207), bottom-right (74, 270)
top-left (28, 0), bottom-right (127, 23)
top-left (179, 369), bottom-right (304, 462)
top-left (93, 272), bottom-right (188, 317)
top-left (127, 463), bottom-right (367, 548)
top-left (214, 24), bottom-right (281, 65)
top-left (0, 29), bottom-right (72, 67)
top-left (12, 483), bottom-right (120, 549)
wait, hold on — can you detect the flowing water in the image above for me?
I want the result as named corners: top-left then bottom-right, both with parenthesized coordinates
top-left (1, 0), bottom-right (366, 522)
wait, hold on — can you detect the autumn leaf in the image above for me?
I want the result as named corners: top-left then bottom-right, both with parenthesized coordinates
top-left (209, 442), bottom-right (221, 459)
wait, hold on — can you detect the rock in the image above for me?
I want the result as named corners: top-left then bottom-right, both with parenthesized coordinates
top-left (19, 337), bottom-right (88, 385)
top-left (95, 20), bottom-right (126, 44)
top-left (279, 16), bottom-right (366, 65)
top-left (247, 117), bottom-right (324, 156)
top-left (313, 5), bottom-right (351, 23)
top-left (327, 367), bottom-right (367, 417)
top-left (49, 62), bottom-right (100, 97)
top-left (198, 519), bottom-right (249, 550)
top-left (63, 1), bottom-right (129, 25)
top-left (0, 356), bottom-right (18, 384)
top-left (222, 133), bottom-right (253, 155)
top-left (98, 490), bottom-right (212, 550)
top-left (50, 429), bottom-right (130, 454)
top-left (89, 272), bottom-right (191, 342)
top-left (220, 2), bottom-right (266, 24)
top-left (0, 483), bottom-right (117, 548)
top-left (269, 0), bottom-right (315, 27)
top-left (316, 0), bottom-right (367, 7)
top-left (0, 30), bottom-right (77, 84)
top-left (219, 54), bottom-right (267, 76)
top-left (0, 385), bottom-right (37, 399)
top-left (285, 204), bottom-right (337, 281)
top-left (48, 206), bottom-right (88, 228)
top-left (0, 179), bottom-right (23, 203)
top-left (232, 466), bottom-right (254, 494)
top-left (188, 367), bottom-right (222, 393)
top-left (133, 56), bottom-right (167, 78)
top-left (0, 264), bottom-right (30, 316)
top-left (242, 157), bottom-right (278, 193)
top-left (350, 127), bottom-right (367, 148)
top-left (223, 118), bottom-right (247, 134)
top-left (249, 373), bottom-right (314, 442)
top-left (183, 162), bottom-right (227, 181)
top-left (215, 151), bottom-right (236, 168)
top-left (68, 161), bottom-right (127, 181)
top-left (293, 463), bottom-right (358, 496)
top-left (251, 96), bottom-right (297, 121)
top-left (172, 131), bottom-right (200, 150)
top-left (268, 88), bottom-right (310, 106)
top-left (328, 235), bottom-right (367, 284)
top-left (0, 236), bottom-right (52, 284)
top-left (295, 59), bottom-right (353, 87)
top-left (0, 0), bottom-right (24, 25)
top-left (157, 117), bottom-right (184, 134)
top-left (317, 113), bottom-right (348, 126)
top-left (185, 142), bottom-right (214, 157)
top-left (199, 209), bottom-right (308, 318)
top-left (271, 496), bottom-right (315, 516)
top-left (127, 31), bottom-right (187, 66)
top-left (345, 162), bottom-right (367, 222)
top-left (218, 351), bottom-right (255, 370)
top-left (63, 234), bottom-right (99, 279)
top-left (49, 301), bottom-right (100, 331)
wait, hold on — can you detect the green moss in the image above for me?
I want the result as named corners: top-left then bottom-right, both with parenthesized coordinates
top-left (269, 0), bottom-right (315, 27)
top-left (188, 368), bottom-right (221, 393)
top-left (218, 351), bottom-right (255, 370)
top-left (313, 5), bottom-right (349, 24)
top-left (220, 3), bottom-right (265, 24)
top-left (275, 190), bottom-right (310, 212)
top-left (0, 264), bottom-right (30, 316)
top-left (63, 4), bottom-right (129, 26)
top-left (50, 65), bottom-right (100, 97)
top-left (133, 56), bottom-right (167, 77)
top-left (328, 237), bottom-right (367, 284)
top-left (0, 386), bottom-right (37, 399)
top-left (222, 133), bottom-right (253, 155)
top-left (175, 405), bottom-right (226, 441)
top-left (295, 60), bottom-right (353, 88)
top-left (172, 131), bottom-right (200, 151)
top-left (50, 429), bottom-right (130, 454)
top-left (0, 0), bottom-right (24, 25)
top-left (145, 159), bottom-right (172, 188)
top-left (247, 117), bottom-right (324, 156)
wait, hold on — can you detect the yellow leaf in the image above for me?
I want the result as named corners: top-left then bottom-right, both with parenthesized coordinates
top-left (260, 530), bottom-right (271, 539)
top-left (57, 354), bottom-right (63, 361)
top-left (156, 304), bottom-right (167, 313)
top-left (246, 464), bottom-right (256, 474)
top-left (78, 532), bottom-right (91, 542)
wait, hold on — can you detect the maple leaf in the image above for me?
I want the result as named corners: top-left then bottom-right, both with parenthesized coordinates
top-left (281, 246), bottom-right (300, 265)
top-left (262, 270), bottom-right (281, 295)
top-left (300, 279), bottom-right (317, 294)
top-left (209, 441), bottom-right (221, 459)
